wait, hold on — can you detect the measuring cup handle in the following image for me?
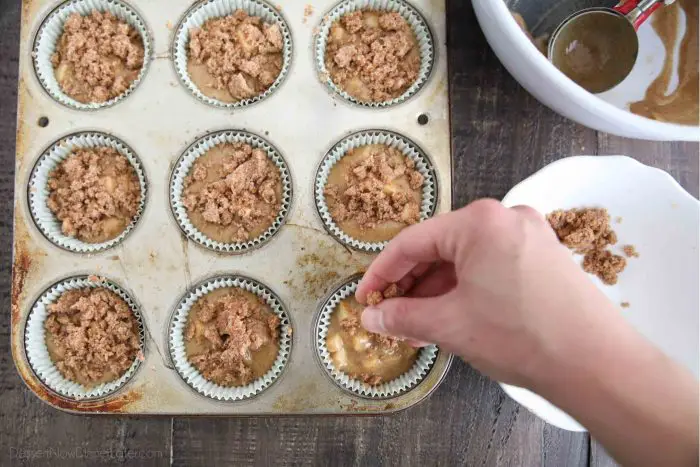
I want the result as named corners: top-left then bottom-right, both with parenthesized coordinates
top-left (614, 0), bottom-right (663, 29)
top-left (614, 0), bottom-right (641, 15)
top-left (631, 1), bottom-right (662, 28)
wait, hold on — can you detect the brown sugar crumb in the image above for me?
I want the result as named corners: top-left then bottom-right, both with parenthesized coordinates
top-left (324, 144), bottom-right (423, 242)
top-left (182, 142), bottom-right (282, 244)
top-left (327, 298), bottom-right (416, 386)
top-left (582, 249), bottom-right (627, 285)
top-left (383, 283), bottom-right (402, 299)
top-left (622, 245), bottom-right (639, 258)
top-left (547, 208), bottom-right (628, 285)
top-left (44, 288), bottom-right (140, 386)
top-left (187, 10), bottom-right (283, 102)
top-left (325, 10), bottom-right (420, 102)
top-left (185, 288), bottom-right (280, 387)
top-left (621, 301), bottom-right (630, 308)
top-left (366, 283), bottom-right (403, 306)
top-left (366, 291), bottom-right (383, 306)
top-left (47, 147), bottom-right (141, 243)
top-left (547, 208), bottom-right (617, 253)
top-left (361, 374), bottom-right (382, 385)
top-left (52, 11), bottom-right (145, 103)
top-left (303, 5), bottom-right (314, 23)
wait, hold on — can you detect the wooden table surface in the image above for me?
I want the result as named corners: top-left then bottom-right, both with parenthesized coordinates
top-left (0, 1), bottom-right (697, 466)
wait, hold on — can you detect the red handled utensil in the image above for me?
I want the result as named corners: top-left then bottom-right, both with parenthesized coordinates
top-left (547, 0), bottom-right (670, 93)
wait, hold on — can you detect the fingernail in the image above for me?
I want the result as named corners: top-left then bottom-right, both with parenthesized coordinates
top-left (406, 339), bottom-right (432, 348)
top-left (361, 306), bottom-right (385, 334)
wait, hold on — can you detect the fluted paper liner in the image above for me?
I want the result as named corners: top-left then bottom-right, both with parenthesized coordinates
top-left (32, 0), bottom-right (153, 110)
top-left (316, 276), bottom-right (438, 398)
top-left (24, 276), bottom-right (145, 401)
top-left (314, 0), bottom-right (435, 107)
top-left (168, 275), bottom-right (292, 401)
top-left (315, 130), bottom-right (437, 252)
top-left (173, 0), bottom-right (293, 108)
top-left (28, 132), bottom-right (148, 254)
top-left (170, 130), bottom-right (292, 253)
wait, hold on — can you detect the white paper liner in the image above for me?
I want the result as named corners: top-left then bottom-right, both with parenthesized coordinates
top-left (316, 276), bottom-right (438, 398)
top-left (314, 0), bottom-right (435, 108)
top-left (24, 276), bottom-right (146, 401)
top-left (168, 275), bottom-right (292, 401)
top-left (32, 0), bottom-right (153, 110)
top-left (170, 130), bottom-right (292, 253)
top-left (314, 130), bottom-right (437, 252)
top-left (28, 132), bottom-right (148, 254)
top-left (173, 0), bottom-right (293, 108)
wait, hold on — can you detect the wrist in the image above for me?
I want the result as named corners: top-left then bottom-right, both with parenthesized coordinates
top-left (522, 287), bottom-right (623, 396)
top-left (528, 302), bottom-right (698, 467)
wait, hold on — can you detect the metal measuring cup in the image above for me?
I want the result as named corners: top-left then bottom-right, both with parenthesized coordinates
top-left (547, 0), bottom-right (669, 93)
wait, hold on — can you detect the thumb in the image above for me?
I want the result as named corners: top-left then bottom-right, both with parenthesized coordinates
top-left (361, 293), bottom-right (455, 344)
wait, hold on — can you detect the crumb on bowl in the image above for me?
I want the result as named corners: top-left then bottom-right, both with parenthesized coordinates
top-left (547, 207), bottom-right (629, 285)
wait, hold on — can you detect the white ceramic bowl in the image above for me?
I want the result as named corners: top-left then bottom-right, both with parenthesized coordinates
top-left (472, 0), bottom-right (699, 141)
top-left (501, 156), bottom-right (700, 431)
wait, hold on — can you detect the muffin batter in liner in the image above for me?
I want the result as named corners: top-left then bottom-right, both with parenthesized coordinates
top-left (168, 275), bottom-right (292, 401)
top-left (314, 0), bottom-right (435, 107)
top-left (173, 0), bottom-right (293, 108)
top-left (24, 275), bottom-right (145, 401)
top-left (170, 130), bottom-right (292, 253)
top-left (315, 130), bottom-right (437, 252)
top-left (316, 275), bottom-right (438, 398)
top-left (32, 0), bottom-right (153, 110)
top-left (28, 132), bottom-right (147, 254)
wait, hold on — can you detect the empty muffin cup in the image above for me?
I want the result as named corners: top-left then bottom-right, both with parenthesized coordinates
top-left (24, 275), bottom-right (145, 401)
top-left (172, 0), bottom-right (293, 108)
top-left (168, 275), bottom-right (292, 401)
top-left (28, 132), bottom-right (147, 254)
top-left (170, 130), bottom-right (292, 253)
top-left (315, 275), bottom-right (438, 399)
top-left (314, 129), bottom-right (437, 252)
top-left (32, 0), bottom-right (153, 110)
top-left (314, 0), bottom-right (435, 107)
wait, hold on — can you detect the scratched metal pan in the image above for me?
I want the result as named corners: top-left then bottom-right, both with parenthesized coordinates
top-left (11, 0), bottom-right (453, 415)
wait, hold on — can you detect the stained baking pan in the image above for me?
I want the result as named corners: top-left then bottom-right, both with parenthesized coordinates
top-left (11, 0), bottom-right (452, 414)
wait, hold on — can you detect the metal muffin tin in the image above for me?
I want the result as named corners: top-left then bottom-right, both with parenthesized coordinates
top-left (12, 0), bottom-right (452, 414)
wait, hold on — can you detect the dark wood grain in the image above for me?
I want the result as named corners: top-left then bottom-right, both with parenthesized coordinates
top-left (0, 0), bottom-right (696, 466)
top-left (590, 440), bottom-right (619, 467)
top-left (172, 362), bottom-right (588, 467)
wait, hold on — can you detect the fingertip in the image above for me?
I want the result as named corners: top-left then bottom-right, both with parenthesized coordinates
top-left (405, 338), bottom-right (432, 348)
top-left (511, 204), bottom-right (546, 223)
top-left (360, 306), bottom-right (385, 334)
top-left (355, 272), bottom-right (388, 304)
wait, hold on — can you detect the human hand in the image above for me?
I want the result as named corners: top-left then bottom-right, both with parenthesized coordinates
top-left (356, 199), bottom-right (698, 467)
top-left (356, 199), bottom-right (624, 388)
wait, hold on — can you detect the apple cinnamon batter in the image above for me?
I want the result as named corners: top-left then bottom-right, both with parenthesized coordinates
top-left (630, 0), bottom-right (699, 126)
top-left (326, 296), bottom-right (417, 386)
top-left (52, 11), bottom-right (145, 103)
top-left (187, 10), bottom-right (284, 102)
top-left (325, 10), bottom-right (420, 102)
top-left (47, 147), bottom-right (141, 243)
top-left (511, 12), bottom-right (549, 54)
top-left (185, 287), bottom-right (280, 387)
top-left (45, 287), bottom-right (141, 387)
top-left (323, 144), bottom-right (423, 243)
top-left (182, 142), bottom-right (282, 244)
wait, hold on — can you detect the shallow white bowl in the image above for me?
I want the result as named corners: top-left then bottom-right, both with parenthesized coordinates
top-left (472, 0), bottom-right (699, 141)
top-left (501, 156), bottom-right (700, 431)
